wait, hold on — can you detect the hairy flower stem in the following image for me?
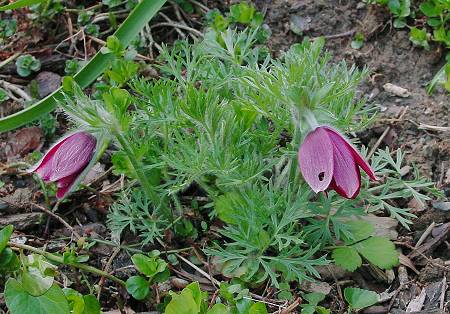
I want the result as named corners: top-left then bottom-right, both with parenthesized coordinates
top-left (114, 132), bottom-right (159, 205)
top-left (9, 242), bottom-right (126, 286)
top-left (303, 109), bottom-right (319, 129)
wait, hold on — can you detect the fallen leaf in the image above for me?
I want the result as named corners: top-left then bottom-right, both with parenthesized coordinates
top-left (2, 127), bottom-right (43, 159)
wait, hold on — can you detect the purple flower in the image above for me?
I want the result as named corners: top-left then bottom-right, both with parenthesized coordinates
top-left (298, 126), bottom-right (377, 199)
top-left (30, 132), bottom-right (96, 199)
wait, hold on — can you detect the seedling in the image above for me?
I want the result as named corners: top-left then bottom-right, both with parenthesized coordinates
top-left (15, 54), bottom-right (41, 77)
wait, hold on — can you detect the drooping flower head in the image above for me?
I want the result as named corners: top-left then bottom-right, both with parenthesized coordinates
top-left (298, 126), bottom-right (376, 199)
top-left (30, 131), bottom-right (96, 199)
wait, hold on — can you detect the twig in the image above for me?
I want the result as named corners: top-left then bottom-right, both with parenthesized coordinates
top-left (87, 36), bottom-right (155, 62)
top-left (159, 12), bottom-right (187, 39)
top-left (9, 242), bottom-right (126, 286)
top-left (0, 80), bottom-right (32, 102)
top-left (0, 52), bottom-right (20, 70)
top-left (175, 253), bottom-right (220, 286)
top-left (418, 123), bottom-right (450, 132)
top-left (186, 0), bottom-right (209, 13)
top-left (97, 246), bottom-right (121, 300)
top-left (315, 29), bottom-right (356, 40)
top-left (439, 276), bottom-right (447, 309)
top-left (31, 202), bottom-right (81, 240)
top-left (415, 222), bottom-right (436, 248)
top-left (368, 106), bottom-right (408, 158)
top-left (280, 298), bottom-right (301, 314)
top-left (151, 22), bottom-right (203, 38)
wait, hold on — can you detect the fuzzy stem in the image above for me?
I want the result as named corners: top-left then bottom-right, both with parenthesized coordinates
top-left (9, 242), bottom-right (126, 286)
top-left (303, 109), bottom-right (319, 129)
top-left (114, 132), bottom-right (159, 205)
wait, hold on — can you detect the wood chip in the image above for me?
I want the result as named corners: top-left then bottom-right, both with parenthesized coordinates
top-left (383, 83), bottom-right (411, 97)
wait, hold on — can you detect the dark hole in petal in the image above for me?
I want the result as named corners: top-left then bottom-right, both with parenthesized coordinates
top-left (318, 172), bottom-right (325, 181)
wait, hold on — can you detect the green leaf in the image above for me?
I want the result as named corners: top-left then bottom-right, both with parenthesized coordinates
top-left (332, 246), bottom-right (362, 271)
top-left (419, 1), bottom-right (441, 17)
top-left (0, 0), bottom-right (44, 11)
top-left (249, 302), bottom-right (268, 314)
top-left (344, 287), bottom-right (379, 310)
top-left (82, 295), bottom-right (100, 314)
top-left (342, 220), bottom-right (374, 244)
top-left (165, 282), bottom-right (203, 314)
top-left (207, 303), bottom-right (229, 314)
top-left (131, 253), bottom-right (167, 278)
top-left (0, 225), bottom-right (13, 253)
top-left (409, 27), bottom-right (430, 49)
top-left (0, 0), bottom-right (167, 132)
top-left (354, 237), bottom-right (399, 269)
top-left (21, 267), bottom-right (54, 296)
top-left (126, 276), bottom-right (149, 300)
top-left (63, 288), bottom-right (85, 314)
top-left (0, 248), bottom-right (20, 272)
top-left (303, 292), bottom-right (326, 306)
top-left (5, 279), bottom-right (70, 314)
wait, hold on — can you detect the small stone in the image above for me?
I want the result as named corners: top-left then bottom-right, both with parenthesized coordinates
top-left (290, 14), bottom-right (311, 35)
top-left (35, 71), bottom-right (61, 98)
top-left (432, 202), bottom-right (450, 211)
top-left (0, 202), bottom-right (9, 211)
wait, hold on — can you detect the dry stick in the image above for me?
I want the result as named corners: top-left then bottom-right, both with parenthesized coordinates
top-left (368, 106), bottom-right (408, 158)
top-left (418, 123), bottom-right (450, 132)
top-left (151, 22), bottom-right (204, 38)
top-left (31, 202), bottom-right (82, 240)
top-left (97, 246), bottom-right (121, 300)
top-left (0, 52), bottom-right (20, 69)
top-left (439, 276), bottom-right (447, 309)
top-left (159, 12), bottom-right (187, 39)
top-left (0, 80), bottom-right (32, 102)
top-left (186, 0), bottom-right (209, 13)
top-left (175, 253), bottom-right (220, 286)
top-left (280, 298), bottom-right (301, 314)
top-left (9, 242), bottom-right (126, 286)
top-left (87, 36), bottom-right (155, 62)
top-left (414, 222), bottom-right (436, 248)
top-left (315, 29), bottom-right (356, 40)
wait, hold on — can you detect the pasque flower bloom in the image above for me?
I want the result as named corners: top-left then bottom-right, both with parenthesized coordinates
top-left (298, 126), bottom-right (376, 199)
top-left (30, 132), bottom-right (96, 199)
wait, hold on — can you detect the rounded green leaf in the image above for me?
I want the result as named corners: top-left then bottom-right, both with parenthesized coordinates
top-left (207, 303), bottom-right (229, 314)
top-left (249, 302), bottom-right (268, 314)
top-left (0, 224), bottom-right (13, 253)
top-left (5, 278), bottom-right (70, 314)
top-left (332, 246), bottom-right (362, 271)
top-left (82, 295), bottom-right (101, 314)
top-left (126, 276), bottom-right (150, 300)
top-left (0, 248), bottom-right (19, 272)
top-left (21, 267), bottom-right (54, 296)
top-left (354, 237), bottom-right (399, 269)
top-left (344, 287), bottom-right (379, 310)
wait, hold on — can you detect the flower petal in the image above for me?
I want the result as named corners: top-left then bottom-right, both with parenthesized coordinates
top-left (298, 127), bottom-right (334, 193)
top-left (326, 129), bottom-right (361, 199)
top-left (49, 132), bottom-right (96, 181)
top-left (29, 136), bottom-right (67, 181)
top-left (323, 126), bottom-right (377, 181)
top-left (55, 172), bottom-right (80, 199)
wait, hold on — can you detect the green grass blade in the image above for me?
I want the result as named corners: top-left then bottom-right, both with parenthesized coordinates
top-left (0, 0), bottom-right (43, 11)
top-left (0, 0), bottom-right (167, 133)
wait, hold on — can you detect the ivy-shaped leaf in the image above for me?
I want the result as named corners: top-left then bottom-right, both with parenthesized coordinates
top-left (344, 287), bottom-right (379, 311)
top-left (5, 279), bottom-right (70, 314)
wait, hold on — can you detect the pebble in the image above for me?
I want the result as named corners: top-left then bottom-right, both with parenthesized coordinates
top-left (0, 202), bottom-right (9, 211)
top-left (432, 202), bottom-right (450, 211)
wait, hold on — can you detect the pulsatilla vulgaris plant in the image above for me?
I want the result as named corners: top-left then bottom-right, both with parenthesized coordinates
top-left (54, 27), bottom-right (436, 287)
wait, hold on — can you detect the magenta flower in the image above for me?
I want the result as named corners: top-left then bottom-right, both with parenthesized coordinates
top-left (30, 132), bottom-right (96, 199)
top-left (298, 126), bottom-right (377, 199)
